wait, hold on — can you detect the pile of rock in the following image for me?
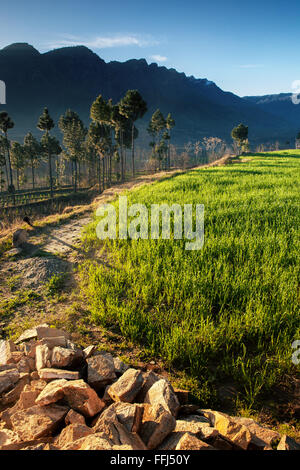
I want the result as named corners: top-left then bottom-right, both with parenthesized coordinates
top-left (0, 324), bottom-right (299, 451)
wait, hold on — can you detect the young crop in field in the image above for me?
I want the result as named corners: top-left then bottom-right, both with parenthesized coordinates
top-left (80, 151), bottom-right (300, 408)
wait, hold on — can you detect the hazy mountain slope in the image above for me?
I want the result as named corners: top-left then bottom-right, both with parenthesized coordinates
top-left (244, 93), bottom-right (300, 135)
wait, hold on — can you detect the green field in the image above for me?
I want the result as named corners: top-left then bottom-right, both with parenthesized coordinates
top-left (80, 151), bottom-right (300, 410)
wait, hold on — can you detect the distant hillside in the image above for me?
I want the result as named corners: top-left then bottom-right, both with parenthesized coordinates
top-left (244, 93), bottom-right (300, 137)
top-left (0, 42), bottom-right (297, 146)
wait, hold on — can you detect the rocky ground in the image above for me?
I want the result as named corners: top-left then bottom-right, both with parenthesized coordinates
top-left (1, 324), bottom-right (299, 451)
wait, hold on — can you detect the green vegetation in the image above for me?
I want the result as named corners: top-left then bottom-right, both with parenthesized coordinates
top-left (6, 274), bottom-right (21, 292)
top-left (44, 273), bottom-right (66, 297)
top-left (80, 151), bottom-right (300, 409)
top-left (231, 123), bottom-right (249, 153)
top-left (0, 289), bottom-right (40, 318)
top-left (147, 109), bottom-right (175, 170)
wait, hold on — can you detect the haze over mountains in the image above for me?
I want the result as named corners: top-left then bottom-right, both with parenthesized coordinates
top-left (0, 42), bottom-right (298, 147)
top-left (243, 93), bottom-right (300, 127)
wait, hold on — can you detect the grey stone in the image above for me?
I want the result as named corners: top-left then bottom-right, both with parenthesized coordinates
top-left (87, 352), bottom-right (116, 390)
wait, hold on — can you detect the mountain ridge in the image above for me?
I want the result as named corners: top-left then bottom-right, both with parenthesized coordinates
top-left (0, 42), bottom-right (297, 146)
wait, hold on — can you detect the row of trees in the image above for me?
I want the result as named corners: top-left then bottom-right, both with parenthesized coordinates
top-left (0, 90), bottom-right (177, 198)
top-left (0, 109), bottom-right (63, 197)
top-left (2, 99), bottom-right (253, 201)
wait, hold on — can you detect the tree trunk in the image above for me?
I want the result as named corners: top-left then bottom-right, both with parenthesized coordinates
top-left (74, 160), bottom-right (78, 193)
top-left (119, 150), bottom-right (121, 182)
top-left (109, 153), bottom-right (112, 185)
top-left (56, 157), bottom-right (60, 188)
top-left (124, 149), bottom-right (127, 179)
top-left (31, 158), bottom-right (35, 190)
top-left (121, 131), bottom-right (124, 182)
top-left (88, 162), bottom-right (92, 187)
top-left (49, 152), bottom-right (53, 198)
top-left (47, 132), bottom-right (53, 199)
top-left (98, 155), bottom-right (101, 192)
top-left (0, 168), bottom-right (3, 192)
top-left (4, 159), bottom-right (9, 190)
top-left (105, 155), bottom-right (108, 187)
top-left (71, 161), bottom-right (74, 187)
top-left (5, 132), bottom-right (13, 189)
top-left (106, 156), bottom-right (108, 186)
top-left (102, 157), bottom-right (104, 190)
top-left (131, 123), bottom-right (135, 177)
top-left (5, 132), bottom-right (15, 204)
top-left (106, 155), bottom-right (109, 185)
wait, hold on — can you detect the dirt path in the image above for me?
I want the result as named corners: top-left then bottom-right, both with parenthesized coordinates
top-left (36, 154), bottom-right (233, 255)
top-left (2, 163), bottom-right (217, 374)
top-left (0, 155), bottom-right (233, 254)
top-left (22, 169), bottom-right (185, 255)
top-left (0, 155), bottom-right (234, 333)
top-left (39, 169), bottom-right (182, 254)
top-left (39, 216), bottom-right (92, 254)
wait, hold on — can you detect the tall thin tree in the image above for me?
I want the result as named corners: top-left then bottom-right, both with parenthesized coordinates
top-left (111, 104), bottom-right (129, 182)
top-left (147, 109), bottom-right (166, 169)
top-left (90, 95), bottom-right (113, 187)
top-left (0, 147), bottom-right (6, 192)
top-left (119, 90), bottom-right (147, 177)
top-left (166, 113), bottom-right (175, 169)
top-left (0, 112), bottom-right (15, 201)
top-left (40, 133), bottom-right (61, 195)
top-left (10, 142), bottom-right (26, 191)
top-left (87, 121), bottom-right (111, 192)
top-left (23, 132), bottom-right (41, 190)
top-left (37, 107), bottom-right (55, 197)
top-left (0, 135), bottom-right (9, 190)
top-left (59, 110), bottom-right (87, 192)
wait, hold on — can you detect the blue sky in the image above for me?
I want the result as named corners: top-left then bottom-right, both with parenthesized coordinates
top-left (1, 0), bottom-right (300, 96)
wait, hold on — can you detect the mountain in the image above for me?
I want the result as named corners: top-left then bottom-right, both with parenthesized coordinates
top-left (244, 93), bottom-right (300, 137)
top-left (0, 42), bottom-right (297, 146)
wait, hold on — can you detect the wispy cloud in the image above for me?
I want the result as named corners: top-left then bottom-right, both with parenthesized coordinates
top-left (149, 54), bottom-right (167, 63)
top-left (47, 34), bottom-right (158, 50)
top-left (238, 64), bottom-right (264, 69)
